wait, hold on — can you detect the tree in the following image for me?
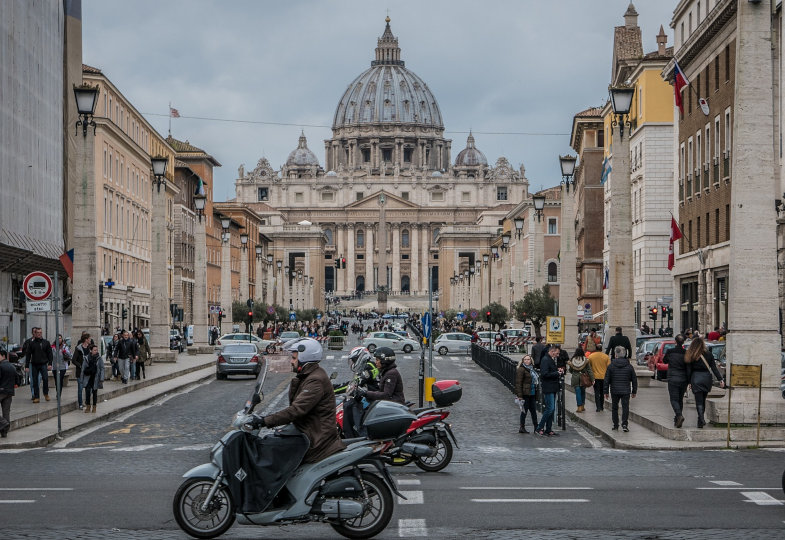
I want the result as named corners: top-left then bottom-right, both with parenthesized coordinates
top-left (513, 285), bottom-right (556, 339)
top-left (444, 309), bottom-right (458, 322)
top-left (481, 302), bottom-right (508, 330)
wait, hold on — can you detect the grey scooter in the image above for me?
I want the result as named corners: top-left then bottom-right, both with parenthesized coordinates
top-left (172, 366), bottom-right (411, 539)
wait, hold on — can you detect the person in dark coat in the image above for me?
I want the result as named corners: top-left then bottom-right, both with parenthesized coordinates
top-left (685, 336), bottom-right (725, 428)
top-left (0, 349), bottom-right (16, 437)
top-left (71, 333), bottom-right (92, 410)
top-left (605, 326), bottom-right (632, 359)
top-left (262, 338), bottom-right (345, 464)
top-left (535, 344), bottom-right (564, 436)
top-left (79, 344), bottom-right (104, 413)
top-left (364, 347), bottom-right (406, 405)
top-left (663, 334), bottom-right (689, 428)
top-left (22, 327), bottom-right (53, 403)
top-left (604, 345), bottom-right (637, 432)
top-left (514, 354), bottom-right (538, 433)
top-left (531, 337), bottom-right (546, 369)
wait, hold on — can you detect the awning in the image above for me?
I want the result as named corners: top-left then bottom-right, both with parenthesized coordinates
top-left (591, 308), bottom-right (607, 320)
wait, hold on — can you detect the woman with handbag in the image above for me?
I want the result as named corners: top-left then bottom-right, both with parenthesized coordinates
top-left (685, 336), bottom-right (725, 428)
top-left (568, 348), bottom-right (594, 413)
top-left (514, 354), bottom-right (539, 433)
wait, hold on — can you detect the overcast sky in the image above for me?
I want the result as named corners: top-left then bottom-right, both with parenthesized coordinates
top-left (82, 0), bottom-right (675, 201)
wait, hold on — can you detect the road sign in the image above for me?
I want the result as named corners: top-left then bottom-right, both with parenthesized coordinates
top-left (470, 310), bottom-right (478, 320)
top-left (577, 307), bottom-right (585, 317)
top-left (456, 312), bottom-right (464, 320)
top-left (26, 300), bottom-right (51, 313)
top-left (584, 303), bottom-right (591, 310)
top-left (289, 313), bottom-right (296, 321)
top-left (421, 312), bottom-right (432, 339)
top-left (23, 271), bottom-right (52, 301)
top-left (267, 306), bottom-right (275, 315)
top-left (545, 316), bottom-right (565, 344)
top-left (246, 298), bottom-right (254, 308)
top-left (316, 313), bottom-right (322, 320)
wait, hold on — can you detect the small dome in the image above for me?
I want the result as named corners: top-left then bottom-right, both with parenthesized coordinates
top-left (326, 170), bottom-right (338, 177)
top-left (431, 171), bottom-right (442, 178)
top-left (286, 132), bottom-right (320, 167)
top-left (454, 132), bottom-right (488, 167)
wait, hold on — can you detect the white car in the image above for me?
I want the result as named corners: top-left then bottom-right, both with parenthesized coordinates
top-left (362, 331), bottom-right (419, 354)
top-left (215, 333), bottom-right (277, 354)
top-left (278, 331), bottom-right (302, 345)
top-left (433, 332), bottom-right (472, 355)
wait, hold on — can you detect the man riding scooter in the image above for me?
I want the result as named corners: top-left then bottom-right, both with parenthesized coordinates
top-left (342, 347), bottom-right (379, 437)
top-left (355, 347), bottom-right (406, 405)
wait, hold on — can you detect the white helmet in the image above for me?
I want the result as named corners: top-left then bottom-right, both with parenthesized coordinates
top-left (284, 337), bottom-right (322, 364)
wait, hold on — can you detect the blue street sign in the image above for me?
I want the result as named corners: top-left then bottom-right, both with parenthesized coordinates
top-left (456, 312), bottom-right (464, 320)
top-left (316, 313), bottom-right (322, 320)
top-left (421, 312), bottom-right (432, 339)
top-left (289, 313), bottom-right (296, 321)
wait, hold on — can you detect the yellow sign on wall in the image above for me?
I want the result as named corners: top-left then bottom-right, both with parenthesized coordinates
top-left (546, 316), bottom-right (565, 344)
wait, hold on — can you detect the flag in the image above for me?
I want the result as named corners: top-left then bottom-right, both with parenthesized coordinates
top-left (195, 176), bottom-right (206, 196)
top-left (170, 107), bottom-right (180, 118)
top-left (557, 250), bottom-right (560, 262)
top-left (600, 156), bottom-right (612, 185)
top-left (59, 249), bottom-right (74, 280)
top-left (667, 216), bottom-right (683, 270)
top-left (603, 267), bottom-right (609, 290)
top-left (673, 60), bottom-right (689, 115)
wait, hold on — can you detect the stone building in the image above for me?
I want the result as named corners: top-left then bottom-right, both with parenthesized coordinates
top-left (233, 18), bottom-right (528, 311)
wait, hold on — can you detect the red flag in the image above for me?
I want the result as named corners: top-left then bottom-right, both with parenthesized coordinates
top-left (673, 61), bottom-right (689, 115)
top-left (170, 107), bottom-right (180, 118)
top-left (59, 249), bottom-right (74, 280)
top-left (668, 217), bottom-right (683, 270)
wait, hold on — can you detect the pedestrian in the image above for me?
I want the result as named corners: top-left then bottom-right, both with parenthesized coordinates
top-left (605, 326), bottom-right (632, 359)
top-left (603, 345), bottom-right (637, 432)
top-left (663, 334), bottom-right (689, 428)
top-left (568, 348), bottom-right (594, 413)
top-left (583, 329), bottom-right (601, 353)
top-left (134, 329), bottom-right (150, 380)
top-left (586, 345), bottom-right (610, 412)
top-left (514, 354), bottom-right (538, 433)
top-left (531, 336), bottom-right (546, 369)
top-left (0, 349), bottom-right (15, 437)
top-left (51, 334), bottom-right (71, 397)
top-left (107, 333), bottom-right (120, 381)
top-left (685, 336), bottom-right (725, 428)
top-left (71, 333), bottom-right (91, 409)
top-left (129, 329), bottom-right (140, 381)
top-left (21, 327), bottom-right (53, 403)
top-left (535, 344), bottom-right (564, 437)
top-left (113, 330), bottom-right (137, 384)
top-left (80, 343), bottom-right (104, 413)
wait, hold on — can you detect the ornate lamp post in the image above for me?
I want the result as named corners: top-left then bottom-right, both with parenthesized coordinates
top-left (514, 217), bottom-right (524, 239)
top-left (558, 153), bottom-right (579, 348)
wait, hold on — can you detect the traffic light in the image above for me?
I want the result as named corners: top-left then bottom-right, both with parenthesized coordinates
top-left (335, 258), bottom-right (340, 269)
top-left (661, 305), bottom-right (669, 319)
top-left (341, 257), bottom-right (346, 269)
top-left (122, 306), bottom-right (128, 320)
top-left (485, 310), bottom-right (491, 322)
top-left (649, 307), bottom-right (658, 321)
top-left (218, 309), bottom-right (224, 320)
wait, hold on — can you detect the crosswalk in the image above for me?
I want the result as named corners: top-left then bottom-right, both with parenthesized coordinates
top-left (699, 479), bottom-right (784, 506)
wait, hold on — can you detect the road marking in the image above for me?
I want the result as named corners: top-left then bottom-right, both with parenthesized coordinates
top-left (460, 487), bottom-right (593, 490)
top-left (110, 444), bottom-right (165, 452)
top-left (471, 498), bottom-right (589, 503)
top-left (173, 443), bottom-right (214, 451)
top-left (762, 448), bottom-right (785, 452)
top-left (450, 356), bottom-right (459, 361)
top-left (47, 447), bottom-right (104, 453)
top-left (741, 492), bottom-right (784, 505)
top-left (397, 479), bottom-right (421, 486)
top-left (397, 490), bottom-right (424, 504)
top-left (538, 448), bottom-right (569, 453)
top-left (710, 480), bottom-right (742, 486)
top-left (572, 423), bottom-right (602, 449)
top-left (326, 355), bottom-right (335, 360)
top-left (398, 518), bottom-right (427, 537)
top-left (0, 500), bottom-right (36, 504)
top-left (0, 488), bottom-right (74, 491)
top-left (699, 487), bottom-right (781, 490)
top-left (431, 365), bottom-right (440, 372)
top-left (0, 449), bottom-right (30, 454)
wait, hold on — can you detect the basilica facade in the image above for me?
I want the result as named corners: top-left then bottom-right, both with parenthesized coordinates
top-left (233, 18), bottom-right (532, 311)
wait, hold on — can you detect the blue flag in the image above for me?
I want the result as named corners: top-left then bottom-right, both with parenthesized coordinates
top-left (600, 156), bottom-right (612, 185)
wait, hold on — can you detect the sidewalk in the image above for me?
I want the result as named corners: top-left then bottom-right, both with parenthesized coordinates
top-left (502, 351), bottom-right (785, 450)
top-left (0, 352), bottom-right (218, 449)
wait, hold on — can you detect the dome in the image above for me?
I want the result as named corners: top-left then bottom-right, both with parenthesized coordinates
top-left (332, 18), bottom-right (443, 130)
top-left (286, 132), bottom-right (320, 167)
top-left (454, 132), bottom-right (488, 167)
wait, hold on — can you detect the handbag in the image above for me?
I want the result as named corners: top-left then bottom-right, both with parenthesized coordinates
top-left (579, 371), bottom-right (593, 388)
top-left (700, 353), bottom-right (724, 385)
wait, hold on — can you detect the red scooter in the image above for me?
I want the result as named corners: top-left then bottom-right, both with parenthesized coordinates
top-left (337, 380), bottom-right (462, 472)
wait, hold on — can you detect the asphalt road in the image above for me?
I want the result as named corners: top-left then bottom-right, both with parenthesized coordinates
top-left (1, 323), bottom-right (784, 539)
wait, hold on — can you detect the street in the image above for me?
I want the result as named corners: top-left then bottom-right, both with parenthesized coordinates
top-left (1, 330), bottom-right (784, 539)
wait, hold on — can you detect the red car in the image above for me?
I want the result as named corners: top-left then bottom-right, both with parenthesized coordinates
top-left (646, 339), bottom-right (677, 380)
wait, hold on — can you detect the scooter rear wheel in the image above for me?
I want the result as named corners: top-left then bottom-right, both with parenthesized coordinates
top-left (173, 477), bottom-right (235, 539)
top-left (330, 471), bottom-right (393, 539)
top-left (415, 434), bottom-right (453, 472)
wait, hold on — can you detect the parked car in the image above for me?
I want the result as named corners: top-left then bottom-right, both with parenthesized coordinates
top-left (362, 331), bottom-right (419, 354)
top-left (636, 338), bottom-right (666, 366)
top-left (433, 332), bottom-right (472, 355)
top-left (278, 331), bottom-right (302, 345)
top-left (477, 331), bottom-right (495, 344)
top-left (214, 333), bottom-right (277, 354)
top-left (501, 328), bottom-right (529, 353)
top-left (393, 330), bottom-right (415, 340)
top-left (169, 329), bottom-right (184, 353)
top-left (637, 334), bottom-right (658, 349)
top-left (646, 339), bottom-right (678, 380)
top-left (216, 343), bottom-right (263, 379)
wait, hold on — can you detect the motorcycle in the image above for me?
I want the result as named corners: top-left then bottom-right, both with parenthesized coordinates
top-left (337, 379), bottom-right (462, 473)
top-left (172, 364), bottom-right (414, 539)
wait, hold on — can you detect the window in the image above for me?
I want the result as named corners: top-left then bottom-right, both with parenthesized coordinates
top-left (401, 229), bottom-right (409, 248)
top-left (357, 254), bottom-right (364, 260)
top-left (295, 192), bottom-right (304, 203)
top-left (356, 192), bottom-right (364, 201)
top-left (597, 129), bottom-right (604, 148)
top-left (382, 148), bottom-right (392, 162)
top-left (714, 116), bottom-right (721, 160)
top-left (547, 262), bottom-right (558, 283)
top-left (462, 191), bottom-right (471, 203)
top-left (680, 143), bottom-right (685, 180)
top-left (705, 64), bottom-right (709, 97)
top-left (356, 229), bottom-right (364, 248)
top-left (324, 228), bottom-right (333, 246)
top-left (257, 187), bottom-right (268, 201)
top-left (725, 204), bottom-right (730, 241)
top-left (705, 212), bottom-right (710, 245)
top-left (402, 254), bottom-right (409, 260)
top-left (547, 218), bottom-right (557, 235)
top-left (321, 191), bottom-right (334, 202)
top-left (714, 56), bottom-right (720, 90)
top-left (715, 208), bottom-right (720, 243)
top-left (496, 187), bottom-right (508, 201)
top-left (638, 87), bottom-right (643, 118)
top-left (696, 217), bottom-right (701, 247)
top-left (705, 125), bottom-right (711, 165)
top-left (362, 148), bottom-right (370, 163)
top-left (724, 108), bottom-right (732, 154)
top-left (432, 227), bottom-right (440, 243)
top-left (725, 45), bottom-right (730, 82)
top-left (431, 191), bottom-right (444, 202)
top-left (697, 1), bottom-right (701, 22)
top-left (403, 148), bottom-right (412, 163)
top-left (401, 191), bottom-right (409, 200)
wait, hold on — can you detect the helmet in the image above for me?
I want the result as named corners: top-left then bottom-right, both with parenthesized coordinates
top-left (348, 346), bottom-right (372, 372)
top-left (373, 346), bottom-right (396, 366)
top-left (283, 337), bottom-right (322, 364)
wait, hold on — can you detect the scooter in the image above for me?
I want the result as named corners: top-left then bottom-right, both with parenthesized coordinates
top-left (172, 364), bottom-right (412, 540)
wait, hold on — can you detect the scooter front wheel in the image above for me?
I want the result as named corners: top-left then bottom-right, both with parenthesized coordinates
top-left (173, 477), bottom-right (235, 539)
top-left (330, 471), bottom-right (393, 539)
top-left (415, 434), bottom-right (453, 472)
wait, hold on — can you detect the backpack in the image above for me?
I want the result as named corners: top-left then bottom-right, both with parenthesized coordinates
top-left (83, 355), bottom-right (98, 377)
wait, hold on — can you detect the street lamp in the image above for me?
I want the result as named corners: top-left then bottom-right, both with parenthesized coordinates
top-left (501, 233), bottom-right (511, 251)
top-left (73, 83), bottom-right (100, 136)
top-left (151, 156), bottom-right (168, 192)
top-left (483, 253), bottom-right (489, 267)
top-left (559, 154), bottom-right (578, 192)
top-left (276, 260), bottom-right (282, 272)
top-left (533, 194), bottom-right (546, 222)
top-left (255, 245), bottom-right (263, 260)
top-left (193, 193), bottom-right (206, 222)
top-left (609, 85), bottom-right (635, 139)
top-left (514, 217), bottom-right (524, 239)
top-left (220, 216), bottom-right (231, 243)
top-left (267, 254), bottom-right (273, 266)
top-left (240, 231), bottom-right (249, 250)
top-left (491, 245), bottom-right (499, 258)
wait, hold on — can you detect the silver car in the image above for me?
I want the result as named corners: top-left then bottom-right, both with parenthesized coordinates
top-left (434, 332), bottom-right (472, 355)
top-left (215, 333), bottom-right (277, 354)
top-left (216, 343), bottom-right (262, 379)
top-left (362, 331), bottom-right (419, 354)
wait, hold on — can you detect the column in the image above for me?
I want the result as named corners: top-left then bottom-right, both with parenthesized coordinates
top-left (255, 256), bottom-right (263, 303)
top-left (267, 261), bottom-right (275, 306)
top-left (240, 244), bottom-right (249, 303)
top-left (192, 218), bottom-right (209, 348)
top-left (410, 224), bottom-right (420, 294)
top-left (724, 0), bottom-right (782, 420)
top-left (392, 224), bottom-right (400, 292)
top-left (221, 239), bottom-right (233, 328)
top-left (336, 224), bottom-right (345, 294)
top-left (421, 226), bottom-right (430, 293)
top-left (71, 125), bottom-right (100, 342)
top-left (365, 224), bottom-right (374, 290)
top-left (347, 224), bottom-right (356, 294)
top-left (150, 189), bottom-right (175, 360)
top-left (558, 187), bottom-right (578, 349)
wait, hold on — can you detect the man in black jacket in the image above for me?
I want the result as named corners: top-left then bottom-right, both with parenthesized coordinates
top-left (663, 334), bottom-right (689, 428)
top-left (22, 327), bottom-right (53, 403)
top-left (535, 344), bottom-right (564, 436)
top-left (605, 326), bottom-right (632, 359)
top-left (363, 347), bottom-right (405, 405)
top-left (0, 349), bottom-right (16, 437)
top-left (604, 346), bottom-right (637, 432)
top-left (113, 330), bottom-right (138, 384)
top-left (531, 337), bottom-right (546, 369)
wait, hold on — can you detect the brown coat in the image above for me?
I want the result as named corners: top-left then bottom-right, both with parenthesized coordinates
top-left (264, 362), bottom-right (345, 463)
top-left (514, 365), bottom-right (535, 398)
